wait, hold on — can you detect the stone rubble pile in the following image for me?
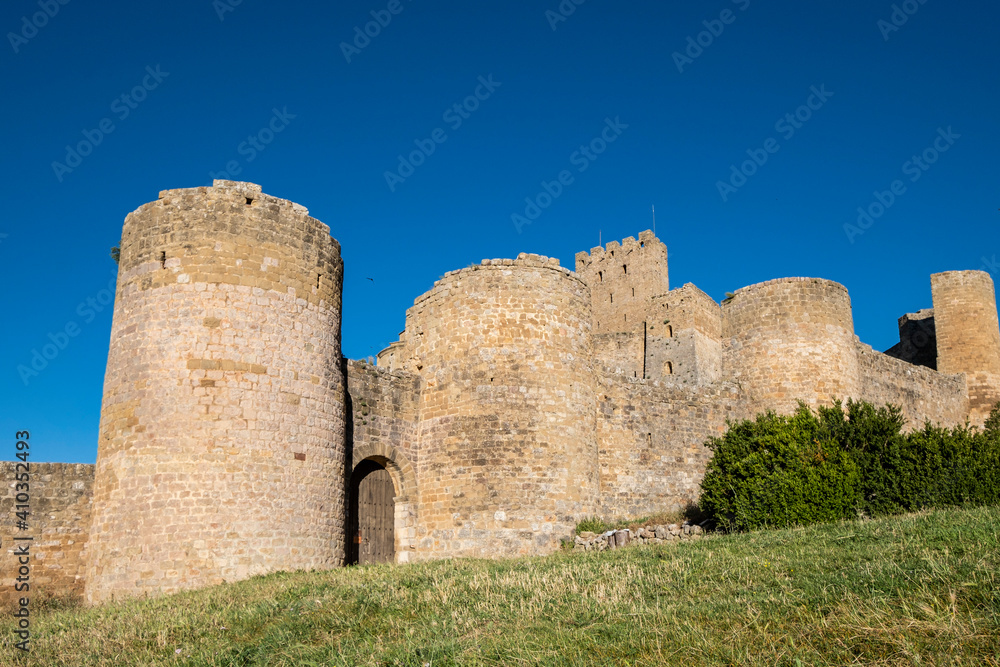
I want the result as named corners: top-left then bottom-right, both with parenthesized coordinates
top-left (573, 522), bottom-right (704, 551)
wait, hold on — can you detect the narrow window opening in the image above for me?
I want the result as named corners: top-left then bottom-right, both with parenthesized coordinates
top-left (159, 251), bottom-right (166, 269)
top-left (623, 264), bottom-right (627, 275)
top-left (665, 361), bottom-right (673, 375)
top-left (245, 197), bottom-right (253, 206)
top-left (640, 241), bottom-right (645, 248)
top-left (316, 274), bottom-right (322, 289)
top-left (632, 287), bottom-right (635, 297)
top-left (667, 325), bottom-right (673, 337)
top-left (610, 250), bottom-right (614, 257)
top-left (598, 271), bottom-right (603, 282)
top-left (646, 433), bottom-right (652, 446)
top-left (624, 313), bottom-right (627, 323)
top-left (610, 293), bottom-right (613, 304)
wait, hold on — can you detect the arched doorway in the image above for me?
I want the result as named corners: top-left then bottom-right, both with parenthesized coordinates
top-left (348, 459), bottom-right (396, 565)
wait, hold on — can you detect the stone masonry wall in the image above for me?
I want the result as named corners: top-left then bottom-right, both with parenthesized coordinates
top-left (722, 278), bottom-right (861, 415)
top-left (884, 309), bottom-right (937, 369)
top-left (575, 230), bottom-right (669, 335)
top-left (645, 330), bottom-right (722, 385)
top-left (86, 181), bottom-right (347, 603)
top-left (931, 271), bottom-right (1000, 424)
top-left (1, 463), bottom-right (93, 608)
top-left (345, 359), bottom-right (422, 561)
top-left (649, 283), bottom-right (723, 340)
top-left (596, 375), bottom-right (740, 519)
top-left (645, 284), bottom-right (724, 385)
top-left (402, 254), bottom-right (598, 558)
top-left (592, 332), bottom-right (645, 379)
top-left (855, 343), bottom-right (968, 428)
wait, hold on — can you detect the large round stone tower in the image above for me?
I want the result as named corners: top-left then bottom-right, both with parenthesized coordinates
top-left (403, 254), bottom-right (598, 557)
top-left (721, 277), bottom-right (861, 416)
top-left (85, 181), bottom-right (346, 602)
top-left (931, 270), bottom-right (1000, 424)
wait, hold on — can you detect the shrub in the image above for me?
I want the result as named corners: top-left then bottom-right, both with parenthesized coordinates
top-left (699, 404), bottom-right (861, 531)
top-left (700, 400), bottom-right (1000, 532)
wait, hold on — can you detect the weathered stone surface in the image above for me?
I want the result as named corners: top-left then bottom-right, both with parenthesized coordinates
top-left (0, 463), bottom-right (93, 608)
top-left (931, 271), bottom-right (1000, 425)
top-left (86, 181), bottom-right (347, 604)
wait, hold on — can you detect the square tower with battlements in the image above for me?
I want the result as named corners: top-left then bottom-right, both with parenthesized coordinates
top-left (574, 230), bottom-right (668, 335)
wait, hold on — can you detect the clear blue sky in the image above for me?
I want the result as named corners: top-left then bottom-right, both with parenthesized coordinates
top-left (2, 0), bottom-right (998, 463)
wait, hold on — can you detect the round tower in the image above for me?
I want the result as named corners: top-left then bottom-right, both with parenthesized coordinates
top-left (722, 277), bottom-right (861, 416)
top-left (85, 181), bottom-right (346, 603)
top-left (404, 254), bottom-right (597, 558)
top-left (931, 270), bottom-right (1000, 423)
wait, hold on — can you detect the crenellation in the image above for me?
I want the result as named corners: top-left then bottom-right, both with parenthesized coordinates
top-left (25, 187), bottom-right (995, 607)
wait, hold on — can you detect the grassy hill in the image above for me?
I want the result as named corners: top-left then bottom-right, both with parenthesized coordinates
top-left (4, 506), bottom-right (999, 666)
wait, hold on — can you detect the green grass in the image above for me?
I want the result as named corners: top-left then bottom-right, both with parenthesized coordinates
top-left (4, 506), bottom-right (1000, 666)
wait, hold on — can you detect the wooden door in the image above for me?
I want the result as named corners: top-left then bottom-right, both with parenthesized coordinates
top-left (356, 465), bottom-right (395, 565)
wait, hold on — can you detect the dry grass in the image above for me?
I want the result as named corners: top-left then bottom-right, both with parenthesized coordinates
top-left (3, 506), bottom-right (999, 666)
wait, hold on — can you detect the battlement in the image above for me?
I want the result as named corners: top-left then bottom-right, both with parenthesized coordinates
top-left (574, 229), bottom-right (660, 267)
top-left (574, 230), bottom-right (669, 335)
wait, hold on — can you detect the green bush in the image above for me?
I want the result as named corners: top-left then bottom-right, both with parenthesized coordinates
top-left (699, 405), bottom-right (861, 531)
top-left (700, 400), bottom-right (1000, 532)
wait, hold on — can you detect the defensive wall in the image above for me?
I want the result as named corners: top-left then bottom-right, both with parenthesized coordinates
top-left (9, 183), bottom-right (998, 607)
top-left (387, 254), bottom-right (599, 558)
top-left (0, 464), bottom-right (93, 608)
top-left (85, 181), bottom-right (347, 603)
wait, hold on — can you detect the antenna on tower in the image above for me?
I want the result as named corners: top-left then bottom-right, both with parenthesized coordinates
top-left (599, 229), bottom-right (602, 246)
top-left (652, 205), bottom-right (656, 237)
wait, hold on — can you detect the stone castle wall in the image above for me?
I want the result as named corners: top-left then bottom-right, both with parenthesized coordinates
top-left (855, 342), bottom-right (969, 428)
top-left (0, 464), bottom-right (93, 608)
top-left (344, 359), bottom-right (422, 561)
top-left (575, 230), bottom-right (669, 335)
top-left (595, 377), bottom-right (740, 519)
top-left (85, 181), bottom-right (347, 603)
top-left (931, 271), bottom-right (1000, 424)
top-left (592, 332), bottom-right (645, 378)
top-left (722, 278), bottom-right (862, 415)
top-left (19, 186), bottom-right (998, 606)
top-left (400, 254), bottom-right (599, 558)
top-left (644, 283), bottom-right (724, 385)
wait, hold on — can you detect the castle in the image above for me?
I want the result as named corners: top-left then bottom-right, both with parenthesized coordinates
top-left (4, 180), bottom-right (999, 606)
